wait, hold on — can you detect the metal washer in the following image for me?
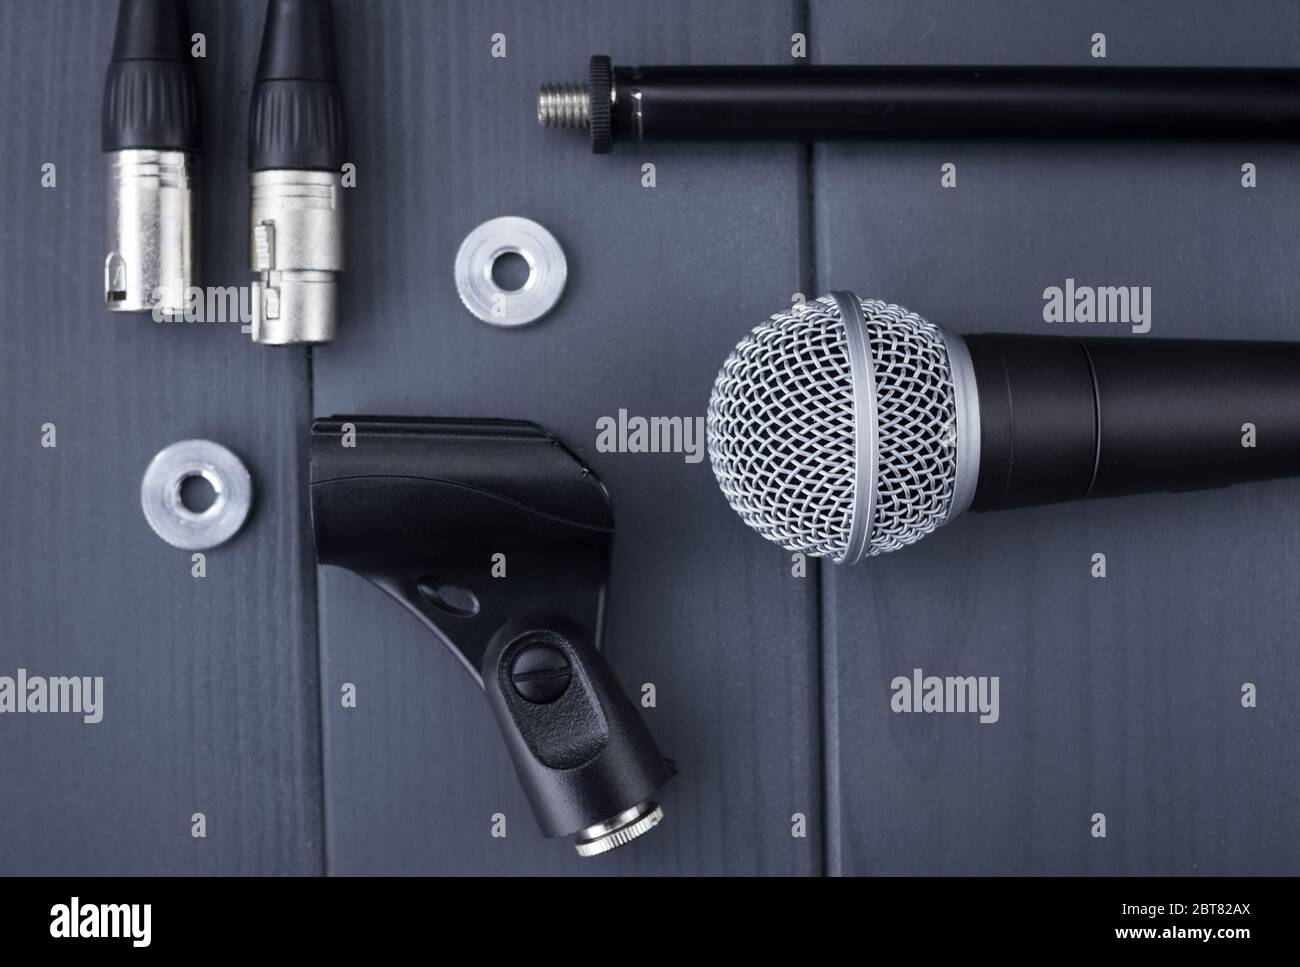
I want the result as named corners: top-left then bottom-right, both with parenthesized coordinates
top-left (454, 216), bottom-right (567, 327)
top-left (141, 440), bottom-right (252, 551)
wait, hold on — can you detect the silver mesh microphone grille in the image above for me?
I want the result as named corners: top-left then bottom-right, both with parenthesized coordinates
top-left (706, 295), bottom-right (967, 562)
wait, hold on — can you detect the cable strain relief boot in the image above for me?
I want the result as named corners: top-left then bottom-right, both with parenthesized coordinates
top-left (249, 0), bottom-right (346, 171)
top-left (103, 0), bottom-right (200, 153)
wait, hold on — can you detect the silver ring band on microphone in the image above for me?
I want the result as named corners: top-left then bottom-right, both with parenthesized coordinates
top-left (831, 291), bottom-right (879, 565)
top-left (938, 324), bottom-right (981, 523)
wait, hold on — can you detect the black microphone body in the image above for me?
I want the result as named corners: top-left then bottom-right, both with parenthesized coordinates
top-left (966, 334), bottom-right (1300, 511)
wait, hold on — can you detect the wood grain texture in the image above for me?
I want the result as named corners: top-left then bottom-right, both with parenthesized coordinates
top-left (312, 0), bottom-right (821, 874)
top-left (0, 0), bottom-right (323, 874)
top-left (812, 0), bottom-right (1300, 875)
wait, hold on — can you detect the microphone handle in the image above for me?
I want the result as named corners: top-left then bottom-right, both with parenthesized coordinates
top-left (610, 66), bottom-right (1300, 142)
top-left (964, 333), bottom-right (1300, 512)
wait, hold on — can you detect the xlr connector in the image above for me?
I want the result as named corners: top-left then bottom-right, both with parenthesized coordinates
top-left (103, 0), bottom-right (199, 317)
top-left (248, 0), bottom-right (346, 345)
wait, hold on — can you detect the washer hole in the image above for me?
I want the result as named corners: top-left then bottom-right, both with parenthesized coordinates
top-left (179, 473), bottom-right (220, 514)
top-left (491, 250), bottom-right (533, 292)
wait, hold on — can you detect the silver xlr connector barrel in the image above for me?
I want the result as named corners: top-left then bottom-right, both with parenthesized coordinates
top-left (249, 170), bottom-right (344, 345)
top-left (105, 150), bottom-right (198, 317)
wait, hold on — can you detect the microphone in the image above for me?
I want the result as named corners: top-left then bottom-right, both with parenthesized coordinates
top-left (248, 0), bottom-right (346, 344)
top-left (706, 292), bottom-right (1300, 563)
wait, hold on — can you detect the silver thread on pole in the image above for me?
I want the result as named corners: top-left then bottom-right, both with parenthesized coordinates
top-left (537, 83), bottom-right (591, 127)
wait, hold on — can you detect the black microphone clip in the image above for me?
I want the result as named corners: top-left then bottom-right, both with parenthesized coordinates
top-left (309, 417), bottom-right (674, 856)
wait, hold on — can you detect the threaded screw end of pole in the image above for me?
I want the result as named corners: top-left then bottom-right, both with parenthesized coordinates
top-left (537, 83), bottom-right (591, 127)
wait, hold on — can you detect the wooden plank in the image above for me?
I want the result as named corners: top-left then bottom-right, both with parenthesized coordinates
top-left (313, 0), bottom-right (821, 874)
top-left (0, 0), bottom-right (323, 874)
top-left (812, 0), bottom-right (1300, 874)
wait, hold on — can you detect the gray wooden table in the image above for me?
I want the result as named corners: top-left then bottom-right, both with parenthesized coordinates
top-left (2, 0), bottom-right (1297, 875)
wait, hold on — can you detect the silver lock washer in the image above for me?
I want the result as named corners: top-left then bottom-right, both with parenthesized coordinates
top-left (454, 216), bottom-right (567, 328)
top-left (141, 440), bottom-right (252, 550)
